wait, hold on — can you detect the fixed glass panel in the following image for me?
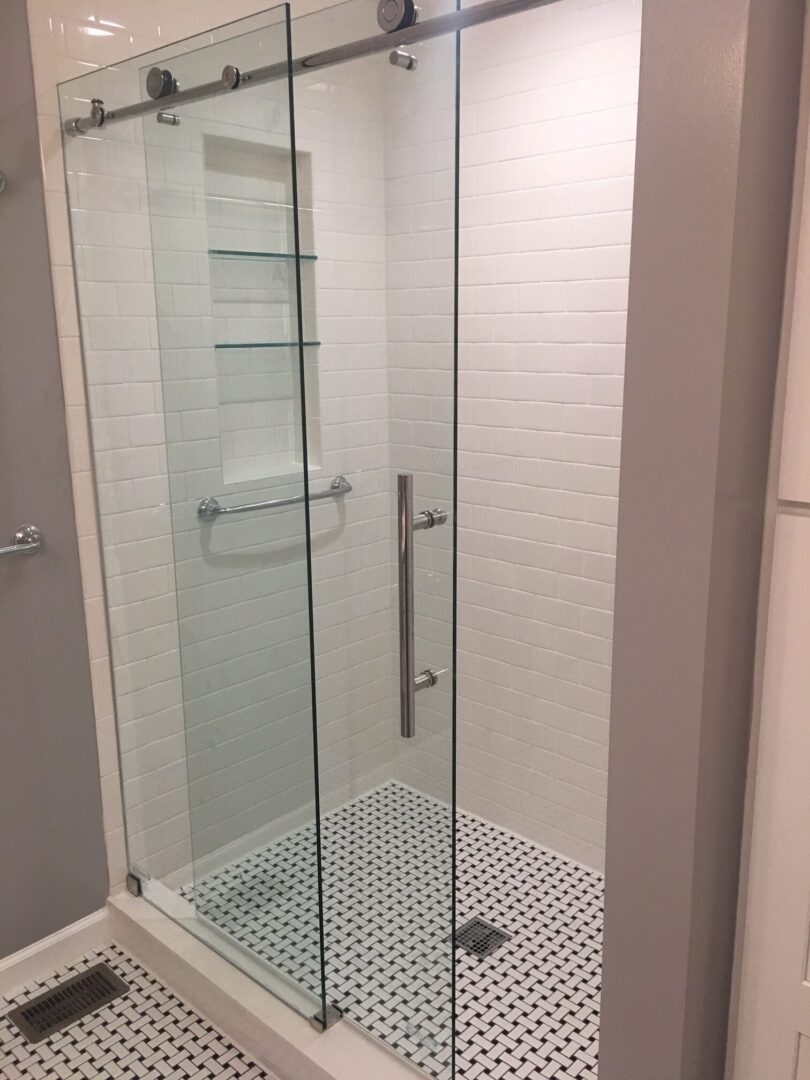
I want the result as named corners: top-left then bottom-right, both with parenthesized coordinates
top-left (289, 3), bottom-right (459, 1076)
top-left (58, 6), bottom-right (327, 1021)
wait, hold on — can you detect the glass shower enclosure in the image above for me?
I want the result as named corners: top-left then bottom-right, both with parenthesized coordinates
top-left (59, 1), bottom-right (458, 1074)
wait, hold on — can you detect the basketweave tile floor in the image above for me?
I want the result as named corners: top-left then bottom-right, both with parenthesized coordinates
top-left (182, 781), bottom-right (603, 1080)
top-left (0, 943), bottom-right (274, 1080)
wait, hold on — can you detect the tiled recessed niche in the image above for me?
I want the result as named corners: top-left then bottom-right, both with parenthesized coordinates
top-left (204, 134), bottom-right (321, 485)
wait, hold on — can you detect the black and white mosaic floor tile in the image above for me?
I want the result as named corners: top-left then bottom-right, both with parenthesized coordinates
top-left (182, 781), bottom-right (603, 1080)
top-left (455, 811), bottom-right (601, 1080)
top-left (0, 943), bottom-right (274, 1080)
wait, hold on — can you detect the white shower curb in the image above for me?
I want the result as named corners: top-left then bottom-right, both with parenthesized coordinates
top-left (108, 891), bottom-right (426, 1080)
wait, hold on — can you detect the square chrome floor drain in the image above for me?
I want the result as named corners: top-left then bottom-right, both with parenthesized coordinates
top-left (7, 961), bottom-right (129, 1043)
top-left (455, 916), bottom-right (511, 959)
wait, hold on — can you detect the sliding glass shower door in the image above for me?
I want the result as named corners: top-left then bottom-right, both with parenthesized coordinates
top-left (289, 5), bottom-right (458, 1075)
top-left (59, 0), bottom-right (459, 1071)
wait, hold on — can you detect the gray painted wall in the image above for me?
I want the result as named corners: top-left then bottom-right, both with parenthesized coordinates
top-left (0, 0), bottom-right (108, 957)
top-left (600, 0), bottom-right (804, 1077)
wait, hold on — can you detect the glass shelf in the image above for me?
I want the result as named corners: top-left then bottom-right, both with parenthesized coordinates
top-left (214, 341), bottom-right (321, 350)
top-left (209, 249), bottom-right (317, 261)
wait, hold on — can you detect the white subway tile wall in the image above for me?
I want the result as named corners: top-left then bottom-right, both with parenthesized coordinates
top-left (456, 0), bottom-right (640, 870)
top-left (30, 0), bottom-right (639, 894)
top-left (383, 0), bottom-right (641, 868)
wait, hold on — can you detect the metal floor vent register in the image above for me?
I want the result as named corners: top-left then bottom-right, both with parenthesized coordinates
top-left (7, 962), bottom-right (129, 1043)
top-left (455, 916), bottom-right (511, 959)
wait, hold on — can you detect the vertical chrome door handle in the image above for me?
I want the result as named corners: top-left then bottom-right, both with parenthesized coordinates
top-left (0, 524), bottom-right (43, 558)
top-left (397, 474), bottom-right (446, 739)
top-left (398, 474), bottom-right (416, 738)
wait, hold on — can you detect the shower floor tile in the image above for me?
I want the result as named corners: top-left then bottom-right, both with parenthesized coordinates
top-left (0, 943), bottom-right (274, 1080)
top-left (182, 782), bottom-right (602, 1080)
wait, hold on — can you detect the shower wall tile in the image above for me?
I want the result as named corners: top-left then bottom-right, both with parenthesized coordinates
top-left (457, 0), bottom-right (641, 871)
top-left (386, 0), bottom-right (641, 871)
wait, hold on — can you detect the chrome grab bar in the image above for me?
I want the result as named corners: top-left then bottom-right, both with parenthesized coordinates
top-left (0, 524), bottom-right (43, 558)
top-left (397, 473), bottom-right (447, 739)
top-left (198, 475), bottom-right (352, 521)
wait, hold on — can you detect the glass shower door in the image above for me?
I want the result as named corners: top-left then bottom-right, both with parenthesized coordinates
top-left (139, 10), bottom-right (327, 1022)
top-left (289, 5), bottom-right (458, 1076)
top-left (59, 0), bottom-right (459, 1068)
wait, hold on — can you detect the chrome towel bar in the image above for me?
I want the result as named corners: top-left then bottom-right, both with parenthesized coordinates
top-left (0, 524), bottom-right (43, 558)
top-left (197, 475), bottom-right (352, 521)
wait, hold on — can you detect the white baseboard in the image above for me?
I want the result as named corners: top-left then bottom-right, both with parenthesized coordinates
top-left (108, 892), bottom-right (423, 1080)
top-left (0, 909), bottom-right (110, 997)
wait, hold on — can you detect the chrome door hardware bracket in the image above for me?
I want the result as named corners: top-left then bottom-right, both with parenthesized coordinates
top-left (0, 524), bottom-right (43, 558)
top-left (415, 667), bottom-right (445, 692)
top-left (146, 66), bottom-right (179, 100)
top-left (414, 507), bottom-right (447, 530)
top-left (398, 473), bottom-right (447, 738)
top-left (125, 872), bottom-right (143, 897)
top-left (310, 1003), bottom-right (343, 1032)
top-left (389, 47), bottom-right (418, 70)
top-left (378, 0), bottom-right (419, 33)
top-left (125, 866), bottom-right (150, 897)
